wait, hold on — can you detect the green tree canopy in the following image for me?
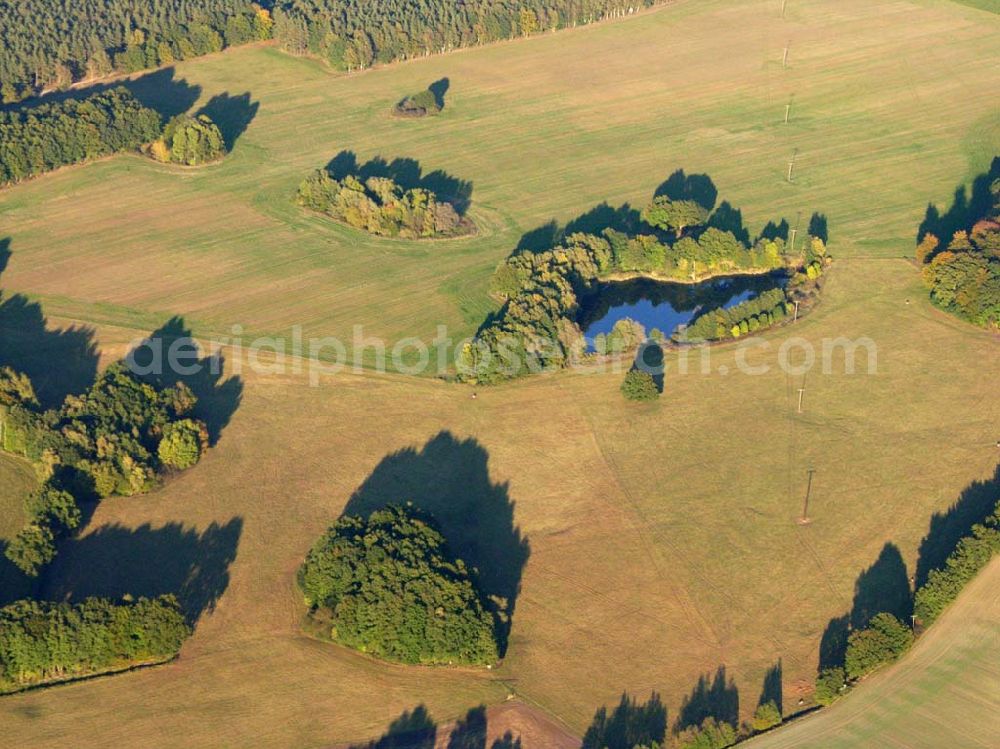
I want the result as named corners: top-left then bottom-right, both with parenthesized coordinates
top-left (298, 505), bottom-right (499, 665)
top-left (641, 196), bottom-right (710, 238)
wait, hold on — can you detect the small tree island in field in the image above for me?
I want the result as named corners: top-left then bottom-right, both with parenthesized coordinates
top-left (297, 168), bottom-right (473, 239)
top-left (395, 89), bottom-right (441, 117)
top-left (298, 505), bottom-right (499, 666)
top-left (149, 113), bottom-right (226, 166)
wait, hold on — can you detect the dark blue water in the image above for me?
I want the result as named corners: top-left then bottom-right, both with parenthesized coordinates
top-left (579, 274), bottom-right (786, 349)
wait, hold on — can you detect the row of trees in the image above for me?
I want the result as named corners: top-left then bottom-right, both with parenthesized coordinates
top-left (0, 0), bottom-right (271, 102)
top-left (0, 87), bottom-right (162, 185)
top-left (1, 362), bottom-right (208, 576)
top-left (272, 0), bottom-right (660, 71)
top-left (919, 179), bottom-right (1000, 329)
top-left (0, 595), bottom-right (189, 694)
top-left (297, 169), bottom-right (470, 238)
top-left (298, 505), bottom-right (500, 666)
top-left (684, 288), bottom-right (791, 342)
top-left (815, 499), bottom-right (1000, 706)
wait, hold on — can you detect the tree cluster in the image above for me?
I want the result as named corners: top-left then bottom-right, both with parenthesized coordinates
top-left (684, 288), bottom-right (790, 342)
top-left (395, 89), bottom-right (441, 117)
top-left (298, 505), bottom-right (499, 666)
top-left (272, 0), bottom-right (660, 71)
top-left (0, 595), bottom-right (189, 694)
top-left (621, 368), bottom-right (659, 401)
top-left (465, 191), bottom-right (826, 383)
top-left (843, 612), bottom-right (913, 681)
top-left (920, 179), bottom-right (1000, 329)
top-left (150, 114), bottom-right (226, 165)
top-left (0, 87), bottom-right (162, 186)
top-left (0, 0), bottom-right (272, 102)
top-left (1, 362), bottom-right (208, 576)
top-left (297, 169), bottom-right (469, 238)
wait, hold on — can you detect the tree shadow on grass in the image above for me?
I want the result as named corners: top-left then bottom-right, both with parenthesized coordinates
top-left (0, 540), bottom-right (38, 606)
top-left (3, 67), bottom-right (202, 121)
top-left (915, 464), bottom-right (1000, 588)
top-left (818, 541), bottom-right (912, 672)
top-left (429, 77), bottom-right (451, 110)
top-left (350, 705), bottom-right (437, 749)
top-left (673, 666), bottom-right (739, 733)
top-left (515, 202), bottom-right (640, 254)
top-left (918, 157), bottom-right (1000, 245)
top-left (0, 238), bottom-right (99, 409)
top-left (196, 91), bottom-right (259, 151)
top-left (324, 150), bottom-right (473, 214)
top-left (447, 705), bottom-right (487, 749)
top-left (125, 316), bottom-right (243, 446)
top-left (654, 169), bottom-right (718, 211)
top-left (343, 431), bottom-right (529, 656)
top-left (582, 692), bottom-right (667, 749)
top-left (758, 660), bottom-right (783, 714)
top-left (41, 518), bottom-right (242, 626)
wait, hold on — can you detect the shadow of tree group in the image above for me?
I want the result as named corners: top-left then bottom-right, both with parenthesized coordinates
top-left (918, 156), bottom-right (1000, 245)
top-left (513, 168), bottom-right (827, 257)
top-left (325, 150), bottom-right (473, 214)
top-left (349, 705), bottom-right (522, 749)
top-left (41, 518), bottom-right (242, 625)
top-left (758, 660), bottom-right (783, 714)
top-left (819, 541), bottom-right (911, 672)
top-left (674, 666), bottom-right (739, 733)
top-left (343, 431), bottom-right (529, 655)
top-left (196, 91), bottom-right (259, 151)
top-left (0, 238), bottom-right (99, 409)
top-left (581, 692), bottom-right (667, 749)
top-left (916, 464), bottom-right (1000, 588)
top-left (126, 316), bottom-right (243, 446)
top-left (3, 67), bottom-right (202, 121)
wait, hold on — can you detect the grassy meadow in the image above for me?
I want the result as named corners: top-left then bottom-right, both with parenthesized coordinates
top-left (0, 0), bottom-right (998, 746)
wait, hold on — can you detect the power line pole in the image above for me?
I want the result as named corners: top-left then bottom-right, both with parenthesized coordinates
top-left (797, 386), bottom-right (805, 413)
top-left (784, 102), bottom-right (791, 124)
top-left (781, 0), bottom-right (788, 18)
top-left (793, 299), bottom-right (800, 322)
top-left (801, 468), bottom-right (815, 522)
top-left (783, 40), bottom-right (790, 68)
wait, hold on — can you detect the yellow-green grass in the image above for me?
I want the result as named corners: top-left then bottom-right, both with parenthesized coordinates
top-left (0, 0), bottom-right (998, 364)
top-left (0, 0), bottom-right (998, 745)
top-left (747, 556), bottom-right (1000, 749)
top-left (0, 258), bottom-right (997, 746)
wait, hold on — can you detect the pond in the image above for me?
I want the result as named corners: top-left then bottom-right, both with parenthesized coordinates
top-left (578, 273), bottom-right (787, 349)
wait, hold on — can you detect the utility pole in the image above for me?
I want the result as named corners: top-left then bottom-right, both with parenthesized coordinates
top-left (783, 41), bottom-right (790, 68)
top-left (784, 102), bottom-right (791, 124)
top-left (793, 299), bottom-right (800, 322)
top-left (787, 149), bottom-right (798, 182)
top-left (801, 468), bottom-right (815, 522)
top-left (797, 386), bottom-right (805, 413)
top-left (781, 0), bottom-right (788, 18)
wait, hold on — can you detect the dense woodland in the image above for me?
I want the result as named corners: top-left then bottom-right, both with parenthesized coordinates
top-left (1, 362), bottom-right (207, 576)
top-left (0, 88), bottom-right (162, 186)
top-left (920, 172), bottom-right (1000, 329)
top-left (0, 595), bottom-right (189, 694)
top-left (0, 0), bottom-right (271, 102)
top-left (272, 0), bottom-right (661, 70)
top-left (297, 169), bottom-right (470, 238)
top-left (298, 505), bottom-right (499, 665)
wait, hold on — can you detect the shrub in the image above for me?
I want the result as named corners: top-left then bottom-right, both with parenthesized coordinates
top-left (298, 505), bottom-right (499, 665)
top-left (0, 595), bottom-right (190, 693)
top-left (395, 89), bottom-right (440, 116)
top-left (158, 419), bottom-right (205, 469)
top-left (751, 701), bottom-right (782, 732)
top-left (621, 370), bottom-right (659, 401)
top-left (814, 666), bottom-right (846, 706)
top-left (844, 612), bottom-right (913, 680)
top-left (4, 523), bottom-right (57, 577)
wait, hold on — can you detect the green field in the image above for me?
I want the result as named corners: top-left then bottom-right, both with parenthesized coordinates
top-left (747, 556), bottom-right (1000, 748)
top-left (0, 0), bottom-right (999, 746)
